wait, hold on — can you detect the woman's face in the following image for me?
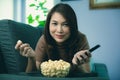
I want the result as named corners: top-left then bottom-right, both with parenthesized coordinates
top-left (49, 12), bottom-right (70, 44)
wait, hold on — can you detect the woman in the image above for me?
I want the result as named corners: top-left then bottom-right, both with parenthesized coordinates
top-left (15, 3), bottom-right (91, 73)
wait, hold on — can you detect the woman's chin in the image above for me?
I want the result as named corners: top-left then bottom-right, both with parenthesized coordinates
top-left (55, 39), bottom-right (65, 44)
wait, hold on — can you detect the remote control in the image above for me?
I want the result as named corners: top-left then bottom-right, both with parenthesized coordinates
top-left (89, 44), bottom-right (100, 53)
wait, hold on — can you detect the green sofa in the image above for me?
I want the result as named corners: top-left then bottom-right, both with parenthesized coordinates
top-left (0, 19), bottom-right (109, 80)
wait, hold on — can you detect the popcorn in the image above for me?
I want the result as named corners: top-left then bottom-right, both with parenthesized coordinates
top-left (40, 59), bottom-right (71, 77)
top-left (17, 40), bottom-right (22, 44)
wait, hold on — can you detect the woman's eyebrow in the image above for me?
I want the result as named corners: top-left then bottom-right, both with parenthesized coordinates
top-left (63, 22), bottom-right (67, 23)
top-left (51, 20), bottom-right (67, 23)
top-left (51, 20), bottom-right (57, 22)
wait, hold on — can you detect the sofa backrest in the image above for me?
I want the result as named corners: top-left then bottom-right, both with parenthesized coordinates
top-left (0, 19), bottom-right (44, 74)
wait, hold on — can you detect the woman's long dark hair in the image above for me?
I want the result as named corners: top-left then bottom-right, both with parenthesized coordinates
top-left (44, 3), bottom-right (80, 59)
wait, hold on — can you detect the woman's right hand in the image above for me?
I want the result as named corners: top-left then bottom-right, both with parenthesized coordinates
top-left (15, 40), bottom-right (36, 58)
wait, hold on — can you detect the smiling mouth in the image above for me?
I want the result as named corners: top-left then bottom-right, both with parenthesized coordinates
top-left (55, 35), bottom-right (64, 39)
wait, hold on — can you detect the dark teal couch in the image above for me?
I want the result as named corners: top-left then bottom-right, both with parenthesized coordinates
top-left (0, 19), bottom-right (43, 74)
top-left (0, 19), bottom-right (109, 80)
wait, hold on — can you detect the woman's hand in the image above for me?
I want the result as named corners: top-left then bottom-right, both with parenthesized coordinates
top-left (72, 50), bottom-right (91, 65)
top-left (15, 40), bottom-right (35, 58)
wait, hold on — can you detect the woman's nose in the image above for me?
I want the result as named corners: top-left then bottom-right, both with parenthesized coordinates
top-left (56, 25), bottom-right (63, 33)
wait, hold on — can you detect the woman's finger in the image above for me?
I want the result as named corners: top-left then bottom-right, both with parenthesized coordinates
top-left (19, 43), bottom-right (30, 55)
top-left (72, 55), bottom-right (78, 65)
top-left (15, 40), bottom-right (23, 50)
top-left (22, 47), bottom-right (31, 57)
top-left (85, 51), bottom-right (91, 57)
top-left (76, 50), bottom-right (91, 64)
top-left (25, 48), bottom-right (35, 57)
top-left (80, 54), bottom-right (88, 62)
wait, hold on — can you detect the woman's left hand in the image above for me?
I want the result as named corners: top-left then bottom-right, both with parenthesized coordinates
top-left (72, 50), bottom-right (91, 65)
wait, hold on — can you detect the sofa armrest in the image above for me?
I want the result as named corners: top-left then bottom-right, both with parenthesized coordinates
top-left (94, 63), bottom-right (109, 79)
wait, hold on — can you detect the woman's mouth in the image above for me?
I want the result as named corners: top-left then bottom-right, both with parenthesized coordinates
top-left (55, 35), bottom-right (64, 39)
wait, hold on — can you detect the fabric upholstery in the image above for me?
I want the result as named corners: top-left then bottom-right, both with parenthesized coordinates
top-left (0, 48), bottom-right (7, 73)
top-left (0, 19), bottom-right (43, 73)
top-left (94, 63), bottom-right (109, 78)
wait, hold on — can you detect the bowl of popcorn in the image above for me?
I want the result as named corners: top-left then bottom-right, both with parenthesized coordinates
top-left (40, 59), bottom-right (71, 77)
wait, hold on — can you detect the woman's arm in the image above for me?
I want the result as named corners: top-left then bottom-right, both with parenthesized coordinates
top-left (36, 61), bottom-right (41, 71)
top-left (77, 61), bottom-right (91, 73)
top-left (25, 57), bottom-right (36, 73)
top-left (72, 33), bottom-right (91, 73)
top-left (72, 50), bottom-right (91, 73)
top-left (15, 40), bottom-right (37, 73)
top-left (35, 35), bottom-right (47, 71)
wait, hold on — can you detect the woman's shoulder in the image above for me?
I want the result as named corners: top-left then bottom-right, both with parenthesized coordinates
top-left (76, 31), bottom-right (89, 49)
top-left (37, 34), bottom-right (46, 44)
top-left (39, 34), bottom-right (45, 40)
top-left (78, 31), bottom-right (86, 38)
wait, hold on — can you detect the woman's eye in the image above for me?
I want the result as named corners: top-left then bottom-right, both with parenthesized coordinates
top-left (62, 23), bottom-right (68, 27)
top-left (52, 23), bottom-right (57, 26)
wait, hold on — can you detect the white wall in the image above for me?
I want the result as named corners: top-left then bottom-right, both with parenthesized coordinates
top-left (0, 0), bottom-right (13, 20)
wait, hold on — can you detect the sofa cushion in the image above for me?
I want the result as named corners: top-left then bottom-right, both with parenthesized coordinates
top-left (0, 48), bottom-right (7, 73)
top-left (0, 19), bottom-right (43, 73)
